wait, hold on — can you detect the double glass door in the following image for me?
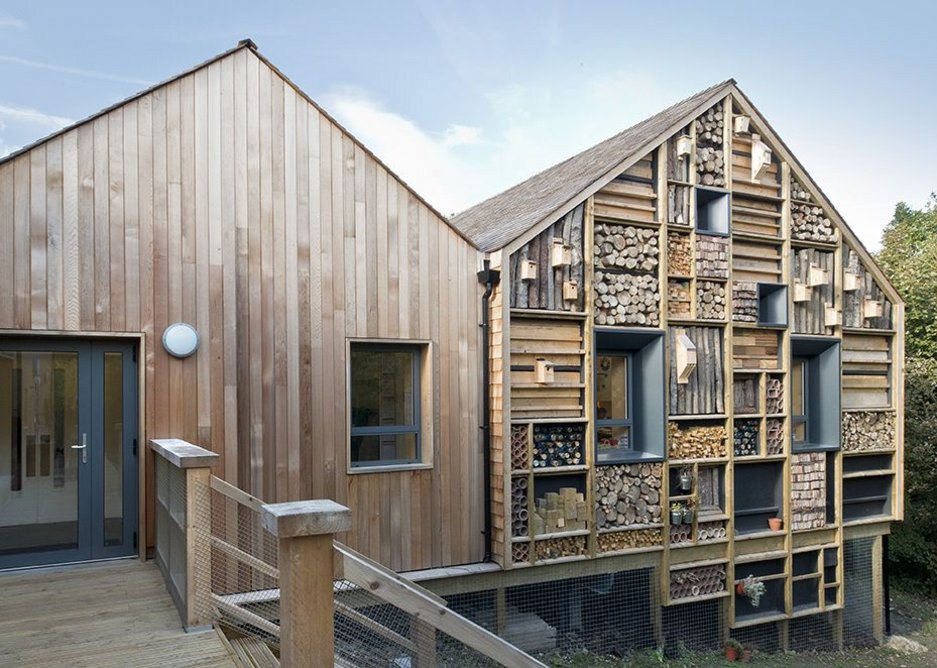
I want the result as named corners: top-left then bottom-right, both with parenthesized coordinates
top-left (0, 339), bottom-right (138, 569)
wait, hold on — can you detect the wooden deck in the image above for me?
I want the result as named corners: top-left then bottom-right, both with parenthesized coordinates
top-left (0, 559), bottom-right (238, 667)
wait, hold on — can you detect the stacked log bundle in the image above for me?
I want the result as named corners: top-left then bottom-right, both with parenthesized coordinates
top-left (594, 464), bottom-right (664, 530)
top-left (667, 232), bottom-right (692, 276)
top-left (512, 542), bottom-right (530, 564)
top-left (593, 224), bottom-right (659, 272)
top-left (511, 424), bottom-right (529, 471)
top-left (695, 235), bottom-right (729, 279)
top-left (793, 248), bottom-right (835, 334)
top-left (594, 272), bottom-right (660, 326)
top-left (842, 411), bottom-right (896, 452)
top-left (597, 527), bottom-right (662, 552)
top-left (766, 418), bottom-right (785, 455)
top-left (670, 524), bottom-right (693, 546)
top-left (697, 521), bottom-right (728, 543)
top-left (535, 535), bottom-right (588, 561)
top-left (696, 280), bottom-right (727, 320)
top-left (510, 203), bottom-right (585, 311)
top-left (668, 280), bottom-right (692, 319)
top-left (789, 182), bottom-right (835, 244)
top-left (791, 452), bottom-right (827, 530)
top-left (668, 327), bottom-right (725, 415)
top-left (791, 177), bottom-right (812, 202)
top-left (668, 184), bottom-right (692, 226)
top-left (511, 477), bottom-right (529, 538)
top-left (670, 564), bottom-right (727, 600)
top-left (766, 376), bottom-right (783, 414)
top-left (733, 375), bottom-right (759, 414)
top-left (668, 422), bottom-right (728, 459)
top-left (734, 419), bottom-right (760, 456)
top-left (843, 247), bottom-right (894, 329)
top-left (532, 424), bottom-right (584, 468)
top-left (695, 103), bottom-right (726, 187)
top-left (532, 487), bottom-right (589, 535)
top-left (732, 281), bottom-right (758, 323)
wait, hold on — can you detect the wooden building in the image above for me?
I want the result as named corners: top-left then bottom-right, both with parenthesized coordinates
top-left (0, 40), bottom-right (904, 651)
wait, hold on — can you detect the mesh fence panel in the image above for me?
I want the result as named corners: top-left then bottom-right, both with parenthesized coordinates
top-left (844, 536), bottom-right (878, 647)
top-left (154, 455), bottom-right (189, 609)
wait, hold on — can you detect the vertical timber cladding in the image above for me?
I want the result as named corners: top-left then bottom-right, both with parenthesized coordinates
top-left (0, 44), bottom-right (484, 571)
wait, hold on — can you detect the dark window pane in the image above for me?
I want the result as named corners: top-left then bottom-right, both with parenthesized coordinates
top-left (351, 433), bottom-right (418, 465)
top-left (596, 355), bottom-right (628, 421)
top-left (792, 358), bottom-right (806, 417)
top-left (351, 348), bottom-right (415, 429)
top-left (103, 352), bottom-right (123, 547)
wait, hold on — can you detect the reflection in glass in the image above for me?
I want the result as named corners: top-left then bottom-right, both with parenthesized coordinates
top-left (0, 352), bottom-right (79, 556)
top-left (103, 353), bottom-right (123, 546)
top-left (792, 358), bottom-right (807, 444)
top-left (596, 353), bottom-right (634, 461)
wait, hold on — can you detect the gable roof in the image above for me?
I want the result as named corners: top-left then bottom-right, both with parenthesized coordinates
top-left (449, 79), bottom-right (735, 252)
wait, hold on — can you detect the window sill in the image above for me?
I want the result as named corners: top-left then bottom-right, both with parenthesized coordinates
top-left (597, 452), bottom-right (664, 465)
top-left (791, 443), bottom-right (839, 454)
top-left (347, 462), bottom-right (434, 475)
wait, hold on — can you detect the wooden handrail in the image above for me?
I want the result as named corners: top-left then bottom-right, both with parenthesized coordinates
top-left (335, 543), bottom-right (546, 668)
top-left (209, 535), bottom-right (279, 580)
top-left (210, 475), bottom-right (265, 512)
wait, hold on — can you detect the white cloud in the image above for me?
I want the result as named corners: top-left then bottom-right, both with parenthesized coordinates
top-left (0, 55), bottom-right (152, 86)
top-left (0, 103), bottom-right (73, 129)
top-left (0, 17), bottom-right (25, 29)
top-left (442, 124), bottom-right (482, 148)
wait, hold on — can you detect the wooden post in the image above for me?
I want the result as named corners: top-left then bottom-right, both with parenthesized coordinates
top-left (261, 500), bottom-right (352, 668)
top-left (150, 438), bottom-right (220, 631)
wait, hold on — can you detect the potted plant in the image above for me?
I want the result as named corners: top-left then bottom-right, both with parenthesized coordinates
top-left (724, 638), bottom-right (742, 661)
top-left (768, 516), bottom-right (783, 531)
top-left (670, 502), bottom-right (684, 525)
top-left (682, 501), bottom-right (695, 524)
top-left (679, 467), bottom-right (693, 492)
top-left (736, 575), bottom-right (767, 607)
top-left (740, 646), bottom-right (752, 662)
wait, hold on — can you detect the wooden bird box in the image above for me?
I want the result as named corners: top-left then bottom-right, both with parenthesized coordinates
top-left (793, 281), bottom-right (811, 302)
top-left (535, 358), bottom-right (555, 384)
top-left (824, 305), bottom-right (842, 327)
top-left (733, 115), bottom-right (751, 135)
top-left (843, 271), bottom-right (860, 291)
top-left (676, 135), bottom-right (693, 157)
top-left (807, 264), bottom-right (829, 287)
top-left (750, 134), bottom-right (772, 181)
top-left (675, 330), bottom-right (697, 385)
top-left (562, 280), bottom-right (579, 302)
top-left (863, 299), bottom-right (883, 319)
top-left (520, 259), bottom-right (538, 281)
top-left (551, 239), bottom-right (571, 268)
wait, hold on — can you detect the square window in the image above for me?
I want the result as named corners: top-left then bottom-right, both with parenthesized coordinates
top-left (350, 343), bottom-right (422, 468)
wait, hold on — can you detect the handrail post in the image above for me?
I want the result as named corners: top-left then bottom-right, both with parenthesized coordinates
top-left (261, 500), bottom-right (352, 667)
top-left (151, 438), bottom-right (219, 631)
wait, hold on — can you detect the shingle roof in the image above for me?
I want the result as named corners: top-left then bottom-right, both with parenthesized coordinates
top-left (449, 79), bottom-right (736, 252)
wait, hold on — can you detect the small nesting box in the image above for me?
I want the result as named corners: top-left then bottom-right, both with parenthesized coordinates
top-left (676, 135), bottom-right (693, 157)
top-left (733, 115), bottom-right (751, 135)
top-left (520, 259), bottom-right (538, 281)
top-left (824, 305), bottom-right (842, 327)
top-left (793, 281), bottom-right (812, 302)
top-left (535, 358), bottom-right (555, 384)
top-left (675, 330), bottom-right (697, 385)
top-left (750, 134), bottom-right (773, 181)
top-left (562, 280), bottom-right (579, 302)
top-left (863, 299), bottom-right (883, 319)
top-left (843, 271), bottom-right (860, 291)
top-left (551, 239), bottom-right (571, 268)
top-left (807, 264), bottom-right (829, 287)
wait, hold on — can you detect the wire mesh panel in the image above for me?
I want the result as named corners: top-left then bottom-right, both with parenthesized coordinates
top-left (154, 454), bottom-right (189, 612)
top-left (661, 598), bottom-right (723, 656)
top-left (788, 612), bottom-right (839, 653)
top-left (843, 536), bottom-right (878, 647)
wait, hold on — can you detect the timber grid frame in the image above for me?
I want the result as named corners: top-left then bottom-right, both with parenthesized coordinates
top-left (482, 90), bottom-right (903, 643)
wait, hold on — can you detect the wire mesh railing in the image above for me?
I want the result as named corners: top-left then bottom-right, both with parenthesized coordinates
top-left (154, 452), bottom-right (190, 616)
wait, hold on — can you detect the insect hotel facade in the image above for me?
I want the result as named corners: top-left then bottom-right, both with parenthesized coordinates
top-left (0, 40), bottom-right (904, 662)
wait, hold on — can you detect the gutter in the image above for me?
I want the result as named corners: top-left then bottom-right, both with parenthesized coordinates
top-left (477, 259), bottom-right (501, 562)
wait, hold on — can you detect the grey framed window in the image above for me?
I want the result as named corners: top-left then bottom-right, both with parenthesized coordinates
top-left (791, 357), bottom-right (808, 445)
top-left (350, 343), bottom-right (420, 467)
top-left (596, 352), bottom-right (634, 461)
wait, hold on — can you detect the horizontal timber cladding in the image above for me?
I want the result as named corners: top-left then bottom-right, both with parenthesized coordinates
top-left (792, 248), bottom-right (835, 335)
top-left (842, 333), bottom-right (892, 409)
top-left (0, 46), bottom-right (483, 571)
top-left (668, 326), bottom-right (725, 415)
top-left (732, 327), bottom-right (780, 370)
top-left (509, 316), bottom-right (585, 420)
top-left (509, 203), bottom-right (585, 312)
top-left (843, 246), bottom-right (893, 330)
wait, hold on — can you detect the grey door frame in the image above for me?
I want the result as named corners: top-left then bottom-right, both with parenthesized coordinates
top-left (0, 338), bottom-right (138, 569)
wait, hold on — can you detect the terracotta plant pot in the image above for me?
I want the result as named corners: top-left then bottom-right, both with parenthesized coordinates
top-left (736, 582), bottom-right (746, 595)
top-left (725, 646), bottom-right (739, 661)
top-left (768, 517), bottom-right (783, 531)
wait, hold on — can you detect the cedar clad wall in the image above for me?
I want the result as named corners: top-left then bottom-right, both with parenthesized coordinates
top-left (0, 46), bottom-right (484, 571)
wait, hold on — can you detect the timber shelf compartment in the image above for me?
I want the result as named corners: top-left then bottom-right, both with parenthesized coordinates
top-left (668, 559), bottom-right (729, 604)
top-left (733, 461), bottom-right (784, 537)
top-left (732, 556), bottom-right (787, 625)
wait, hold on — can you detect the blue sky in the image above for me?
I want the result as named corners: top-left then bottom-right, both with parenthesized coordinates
top-left (1, 1), bottom-right (934, 249)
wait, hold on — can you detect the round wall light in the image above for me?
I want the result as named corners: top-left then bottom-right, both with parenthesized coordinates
top-left (162, 323), bottom-right (200, 358)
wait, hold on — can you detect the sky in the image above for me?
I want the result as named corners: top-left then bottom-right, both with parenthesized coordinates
top-left (1, 1), bottom-right (935, 250)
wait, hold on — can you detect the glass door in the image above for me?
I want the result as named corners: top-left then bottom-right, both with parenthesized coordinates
top-left (0, 339), bottom-right (137, 569)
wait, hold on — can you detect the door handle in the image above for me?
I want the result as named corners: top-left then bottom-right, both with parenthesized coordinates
top-left (71, 433), bottom-right (88, 464)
